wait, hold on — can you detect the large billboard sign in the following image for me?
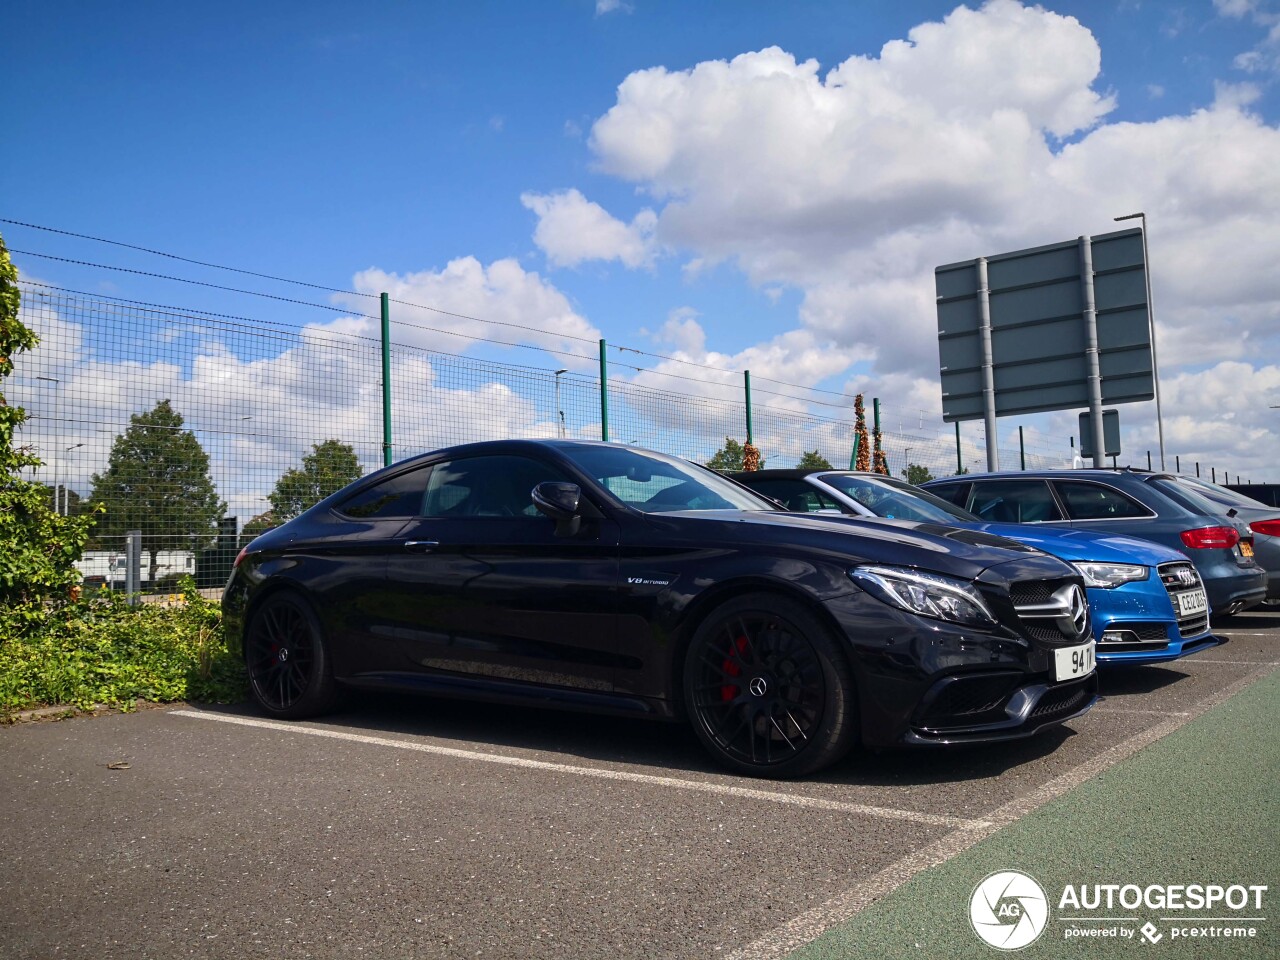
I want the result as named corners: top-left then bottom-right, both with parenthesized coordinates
top-left (935, 228), bottom-right (1154, 423)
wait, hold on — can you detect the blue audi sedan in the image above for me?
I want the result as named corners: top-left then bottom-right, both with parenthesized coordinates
top-left (732, 469), bottom-right (1223, 666)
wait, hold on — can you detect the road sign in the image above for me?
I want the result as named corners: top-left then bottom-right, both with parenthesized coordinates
top-left (1078, 409), bottom-right (1121, 458)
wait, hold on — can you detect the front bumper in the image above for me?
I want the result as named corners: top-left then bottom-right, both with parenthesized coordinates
top-left (823, 592), bottom-right (1098, 749)
top-left (1088, 569), bottom-right (1222, 665)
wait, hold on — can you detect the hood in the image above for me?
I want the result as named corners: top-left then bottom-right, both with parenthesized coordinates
top-left (647, 510), bottom-right (1068, 582)
top-left (969, 522), bottom-right (1185, 565)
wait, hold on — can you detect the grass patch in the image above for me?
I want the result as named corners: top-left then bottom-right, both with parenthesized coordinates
top-left (0, 581), bottom-right (246, 717)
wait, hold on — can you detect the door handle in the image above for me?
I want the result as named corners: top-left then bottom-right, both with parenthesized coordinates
top-left (404, 540), bottom-right (439, 553)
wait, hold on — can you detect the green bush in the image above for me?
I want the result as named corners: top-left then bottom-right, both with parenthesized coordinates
top-left (0, 581), bottom-right (246, 716)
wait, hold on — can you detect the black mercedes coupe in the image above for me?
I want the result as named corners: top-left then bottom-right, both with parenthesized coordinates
top-left (225, 440), bottom-right (1098, 777)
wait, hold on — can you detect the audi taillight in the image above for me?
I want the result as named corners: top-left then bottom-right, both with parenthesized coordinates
top-left (1179, 526), bottom-right (1240, 549)
top-left (1249, 518), bottom-right (1280, 537)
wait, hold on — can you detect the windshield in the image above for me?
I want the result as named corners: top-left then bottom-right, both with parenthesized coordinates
top-left (561, 444), bottom-right (778, 513)
top-left (819, 474), bottom-right (979, 523)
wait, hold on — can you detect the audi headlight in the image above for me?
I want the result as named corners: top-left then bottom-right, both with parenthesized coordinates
top-left (849, 564), bottom-right (996, 628)
top-left (1073, 562), bottom-right (1148, 589)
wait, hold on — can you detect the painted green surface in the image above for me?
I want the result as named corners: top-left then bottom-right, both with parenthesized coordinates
top-left (790, 669), bottom-right (1279, 959)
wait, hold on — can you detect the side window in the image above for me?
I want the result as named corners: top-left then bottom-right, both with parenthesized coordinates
top-left (745, 479), bottom-right (838, 513)
top-left (929, 482), bottom-right (971, 509)
top-left (339, 467), bottom-right (431, 519)
top-left (967, 480), bottom-right (1064, 523)
top-left (422, 455), bottom-right (570, 518)
top-left (1054, 481), bottom-right (1152, 520)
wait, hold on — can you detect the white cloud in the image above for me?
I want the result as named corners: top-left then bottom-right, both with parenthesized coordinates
top-left (1215, 0), bottom-right (1259, 19)
top-left (1217, 0), bottom-right (1280, 73)
top-left (335, 254), bottom-right (603, 366)
top-left (522, 0), bottom-right (1280, 478)
top-left (595, 0), bottom-right (633, 15)
top-left (521, 189), bottom-right (658, 268)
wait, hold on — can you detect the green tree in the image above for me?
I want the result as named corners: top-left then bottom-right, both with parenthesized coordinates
top-left (706, 437), bottom-right (746, 471)
top-left (240, 511), bottom-right (279, 544)
top-left (901, 463), bottom-right (936, 485)
top-left (90, 400), bottom-right (225, 584)
top-left (796, 450), bottom-right (833, 470)
top-left (267, 439), bottom-right (362, 521)
top-left (0, 233), bottom-right (101, 606)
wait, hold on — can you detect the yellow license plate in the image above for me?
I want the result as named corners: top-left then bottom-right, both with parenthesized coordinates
top-left (1241, 541), bottom-right (1254, 558)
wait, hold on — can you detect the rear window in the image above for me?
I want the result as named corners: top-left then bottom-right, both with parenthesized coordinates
top-left (338, 467), bottom-right (430, 519)
top-left (1150, 478), bottom-right (1225, 518)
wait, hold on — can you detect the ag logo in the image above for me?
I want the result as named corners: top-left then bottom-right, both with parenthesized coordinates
top-left (969, 870), bottom-right (1049, 950)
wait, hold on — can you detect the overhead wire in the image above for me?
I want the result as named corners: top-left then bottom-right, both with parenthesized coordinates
top-left (5, 219), bottom-right (868, 408)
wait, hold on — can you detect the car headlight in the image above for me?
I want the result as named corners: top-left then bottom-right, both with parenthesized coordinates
top-left (849, 564), bottom-right (997, 628)
top-left (1072, 562), bottom-right (1148, 589)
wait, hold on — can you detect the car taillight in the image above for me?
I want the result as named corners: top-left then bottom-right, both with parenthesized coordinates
top-left (1249, 518), bottom-right (1280, 537)
top-left (1179, 526), bottom-right (1240, 549)
top-left (233, 547), bottom-right (248, 569)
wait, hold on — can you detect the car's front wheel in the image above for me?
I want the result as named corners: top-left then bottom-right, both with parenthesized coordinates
top-left (245, 592), bottom-right (341, 719)
top-left (683, 594), bottom-right (858, 778)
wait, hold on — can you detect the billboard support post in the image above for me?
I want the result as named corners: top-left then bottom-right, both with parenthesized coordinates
top-left (1079, 236), bottom-right (1107, 469)
top-left (976, 257), bottom-right (998, 471)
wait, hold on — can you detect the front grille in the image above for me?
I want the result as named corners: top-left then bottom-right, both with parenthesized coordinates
top-left (1011, 577), bottom-right (1091, 646)
top-left (1024, 624), bottom-right (1067, 645)
top-left (1010, 582), bottom-right (1054, 606)
top-left (1029, 677), bottom-right (1095, 720)
top-left (1158, 561), bottom-right (1210, 637)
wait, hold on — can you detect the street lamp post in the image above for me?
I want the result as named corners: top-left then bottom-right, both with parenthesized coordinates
top-left (55, 443), bottom-right (85, 515)
top-left (1115, 212), bottom-right (1166, 470)
top-left (554, 369), bottom-right (568, 438)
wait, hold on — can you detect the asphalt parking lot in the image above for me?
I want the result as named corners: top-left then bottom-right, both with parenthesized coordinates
top-left (2, 610), bottom-right (1277, 960)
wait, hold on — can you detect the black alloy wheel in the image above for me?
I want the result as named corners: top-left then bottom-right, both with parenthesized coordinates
top-left (245, 592), bottom-right (340, 719)
top-left (684, 594), bottom-right (857, 778)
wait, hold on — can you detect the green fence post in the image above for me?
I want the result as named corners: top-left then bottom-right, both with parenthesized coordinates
top-left (849, 434), bottom-right (860, 471)
top-left (1019, 426), bottom-right (1026, 470)
top-left (872, 398), bottom-right (881, 473)
top-left (381, 292), bottom-right (392, 467)
top-left (744, 370), bottom-right (753, 446)
top-left (599, 339), bottom-right (609, 442)
top-left (955, 422), bottom-right (962, 474)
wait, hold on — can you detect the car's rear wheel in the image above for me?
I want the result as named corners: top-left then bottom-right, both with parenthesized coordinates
top-left (683, 594), bottom-right (857, 778)
top-left (245, 592), bottom-right (340, 719)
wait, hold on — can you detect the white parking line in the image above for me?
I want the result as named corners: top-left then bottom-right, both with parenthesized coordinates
top-left (169, 709), bottom-right (984, 830)
top-left (725, 660), bottom-right (1280, 960)
top-left (1181, 659), bottom-right (1280, 666)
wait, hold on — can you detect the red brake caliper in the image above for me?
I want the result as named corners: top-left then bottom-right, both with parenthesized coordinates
top-left (721, 635), bottom-right (749, 701)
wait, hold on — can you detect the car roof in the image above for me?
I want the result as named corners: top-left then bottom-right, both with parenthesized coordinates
top-left (732, 469), bottom-right (889, 480)
top-left (925, 469), bottom-right (1175, 483)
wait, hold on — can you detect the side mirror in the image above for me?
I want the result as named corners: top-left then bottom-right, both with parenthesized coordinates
top-left (532, 481), bottom-right (583, 537)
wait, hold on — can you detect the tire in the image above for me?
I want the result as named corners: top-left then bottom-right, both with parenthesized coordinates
top-left (244, 592), bottom-right (341, 720)
top-left (683, 593), bottom-right (858, 778)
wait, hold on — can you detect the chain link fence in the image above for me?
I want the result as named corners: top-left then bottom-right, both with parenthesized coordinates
top-left (12, 282), bottom-right (1087, 590)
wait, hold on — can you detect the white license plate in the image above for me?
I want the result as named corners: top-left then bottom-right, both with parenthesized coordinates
top-left (1054, 641), bottom-right (1096, 681)
top-left (1175, 588), bottom-right (1208, 618)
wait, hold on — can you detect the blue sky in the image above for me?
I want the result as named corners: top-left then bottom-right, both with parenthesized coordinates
top-left (4, 0), bottom-right (1279, 486)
